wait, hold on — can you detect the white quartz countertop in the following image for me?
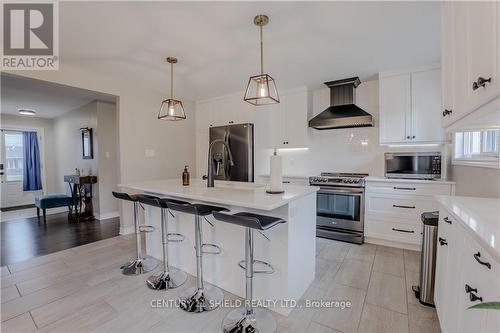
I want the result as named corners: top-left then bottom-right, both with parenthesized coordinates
top-left (436, 195), bottom-right (500, 261)
top-left (366, 176), bottom-right (456, 185)
top-left (119, 179), bottom-right (318, 211)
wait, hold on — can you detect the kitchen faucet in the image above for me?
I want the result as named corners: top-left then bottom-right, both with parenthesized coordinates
top-left (207, 139), bottom-right (234, 187)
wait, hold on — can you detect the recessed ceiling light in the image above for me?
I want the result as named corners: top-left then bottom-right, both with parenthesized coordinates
top-left (18, 108), bottom-right (36, 116)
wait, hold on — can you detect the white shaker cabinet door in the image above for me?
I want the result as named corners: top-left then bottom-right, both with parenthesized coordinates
top-left (441, 1), bottom-right (455, 127)
top-left (379, 73), bottom-right (411, 144)
top-left (465, 1), bottom-right (500, 112)
top-left (411, 69), bottom-right (444, 143)
top-left (282, 89), bottom-right (308, 148)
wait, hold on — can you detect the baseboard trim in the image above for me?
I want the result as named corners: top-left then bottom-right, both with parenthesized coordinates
top-left (96, 211), bottom-right (120, 221)
top-left (119, 226), bottom-right (135, 235)
top-left (365, 236), bottom-right (421, 251)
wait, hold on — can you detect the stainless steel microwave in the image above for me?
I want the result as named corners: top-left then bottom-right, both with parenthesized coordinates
top-left (384, 152), bottom-right (442, 180)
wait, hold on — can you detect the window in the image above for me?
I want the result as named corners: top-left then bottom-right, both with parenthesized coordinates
top-left (453, 129), bottom-right (500, 168)
top-left (4, 131), bottom-right (24, 181)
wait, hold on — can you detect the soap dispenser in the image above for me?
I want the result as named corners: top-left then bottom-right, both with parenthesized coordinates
top-left (182, 165), bottom-right (190, 186)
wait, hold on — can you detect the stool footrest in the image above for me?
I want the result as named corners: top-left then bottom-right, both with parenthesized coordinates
top-left (201, 243), bottom-right (221, 255)
top-left (238, 259), bottom-right (275, 274)
top-left (139, 225), bottom-right (155, 233)
top-left (167, 233), bottom-right (185, 242)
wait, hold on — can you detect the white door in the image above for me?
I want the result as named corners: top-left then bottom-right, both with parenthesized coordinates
top-left (0, 130), bottom-right (42, 209)
top-left (379, 73), bottom-right (411, 144)
top-left (411, 69), bottom-right (444, 143)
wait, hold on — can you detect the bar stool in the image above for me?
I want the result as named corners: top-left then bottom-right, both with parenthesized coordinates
top-left (212, 211), bottom-right (285, 333)
top-left (135, 194), bottom-right (188, 290)
top-left (167, 201), bottom-right (229, 313)
top-left (112, 191), bottom-right (158, 275)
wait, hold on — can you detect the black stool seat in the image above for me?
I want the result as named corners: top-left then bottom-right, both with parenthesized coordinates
top-left (212, 211), bottom-right (285, 230)
top-left (167, 202), bottom-right (229, 216)
top-left (157, 198), bottom-right (191, 209)
top-left (112, 191), bottom-right (141, 202)
top-left (135, 194), bottom-right (162, 207)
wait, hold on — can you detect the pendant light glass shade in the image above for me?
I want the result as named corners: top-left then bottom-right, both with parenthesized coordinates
top-left (158, 57), bottom-right (186, 121)
top-left (244, 15), bottom-right (280, 106)
top-left (158, 98), bottom-right (185, 121)
top-left (244, 73), bottom-right (279, 105)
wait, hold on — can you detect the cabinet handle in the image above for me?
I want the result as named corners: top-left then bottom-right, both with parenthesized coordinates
top-left (469, 292), bottom-right (483, 303)
top-left (472, 77), bottom-right (492, 90)
top-left (412, 135), bottom-right (416, 139)
top-left (443, 216), bottom-right (452, 224)
top-left (439, 237), bottom-right (448, 246)
top-left (465, 284), bottom-right (478, 294)
top-left (473, 252), bottom-right (492, 269)
top-left (406, 136), bottom-right (411, 139)
top-left (392, 228), bottom-right (415, 233)
top-left (393, 187), bottom-right (416, 191)
top-left (442, 109), bottom-right (453, 117)
top-left (393, 204), bottom-right (415, 209)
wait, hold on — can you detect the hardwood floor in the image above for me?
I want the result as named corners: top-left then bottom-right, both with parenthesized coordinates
top-left (1, 212), bottom-right (119, 266)
top-left (0, 236), bottom-right (440, 333)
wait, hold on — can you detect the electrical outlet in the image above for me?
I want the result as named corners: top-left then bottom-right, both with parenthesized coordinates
top-left (145, 149), bottom-right (155, 158)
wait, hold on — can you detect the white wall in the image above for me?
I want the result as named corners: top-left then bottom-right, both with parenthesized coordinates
top-left (0, 114), bottom-right (57, 194)
top-left (14, 64), bottom-right (197, 234)
top-left (96, 101), bottom-right (119, 218)
top-left (450, 166), bottom-right (500, 198)
top-left (53, 101), bottom-right (98, 195)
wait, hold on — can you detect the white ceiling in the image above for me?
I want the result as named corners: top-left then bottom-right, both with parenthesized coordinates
top-left (1, 74), bottom-right (116, 119)
top-left (57, 1), bottom-right (441, 101)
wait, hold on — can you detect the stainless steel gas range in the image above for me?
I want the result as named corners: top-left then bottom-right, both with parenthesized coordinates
top-left (309, 172), bottom-right (368, 244)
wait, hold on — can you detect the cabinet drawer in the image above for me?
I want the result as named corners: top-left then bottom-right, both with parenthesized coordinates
top-left (366, 194), bottom-right (438, 220)
top-left (365, 217), bottom-right (422, 245)
top-left (366, 181), bottom-right (452, 196)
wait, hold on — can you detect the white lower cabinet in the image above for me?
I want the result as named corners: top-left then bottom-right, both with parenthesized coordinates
top-left (364, 179), bottom-right (454, 248)
top-left (435, 206), bottom-right (500, 333)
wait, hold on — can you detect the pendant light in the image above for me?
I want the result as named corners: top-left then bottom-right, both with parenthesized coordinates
top-left (243, 15), bottom-right (280, 106)
top-left (158, 57), bottom-right (186, 121)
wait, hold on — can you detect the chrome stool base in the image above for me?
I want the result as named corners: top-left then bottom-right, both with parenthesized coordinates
top-left (120, 256), bottom-right (158, 275)
top-left (146, 268), bottom-right (187, 290)
top-left (222, 307), bottom-right (277, 333)
top-left (179, 285), bottom-right (224, 313)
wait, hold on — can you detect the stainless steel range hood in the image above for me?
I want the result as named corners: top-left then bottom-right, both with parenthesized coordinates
top-left (309, 77), bottom-right (374, 130)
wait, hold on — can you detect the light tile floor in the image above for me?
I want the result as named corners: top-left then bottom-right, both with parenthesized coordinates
top-left (0, 235), bottom-right (441, 333)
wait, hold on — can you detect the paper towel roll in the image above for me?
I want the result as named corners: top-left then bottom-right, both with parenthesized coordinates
top-left (270, 153), bottom-right (283, 192)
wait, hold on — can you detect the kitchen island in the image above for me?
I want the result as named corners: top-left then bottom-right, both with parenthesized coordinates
top-left (120, 179), bottom-right (318, 316)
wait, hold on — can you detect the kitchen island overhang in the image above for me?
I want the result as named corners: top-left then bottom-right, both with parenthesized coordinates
top-left (119, 179), bottom-right (318, 316)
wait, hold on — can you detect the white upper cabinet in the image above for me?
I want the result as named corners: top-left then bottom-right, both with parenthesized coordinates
top-left (379, 67), bottom-right (444, 145)
top-left (379, 73), bottom-right (410, 144)
top-left (441, 1), bottom-right (500, 127)
top-left (411, 69), bottom-right (444, 143)
top-left (263, 88), bottom-right (309, 149)
top-left (195, 87), bottom-right (309, 151)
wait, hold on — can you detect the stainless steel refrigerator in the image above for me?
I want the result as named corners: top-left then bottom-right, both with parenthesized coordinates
top-left (209, 123), bottom-right (254, 182)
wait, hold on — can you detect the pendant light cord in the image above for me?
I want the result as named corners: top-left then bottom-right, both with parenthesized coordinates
top-left (170, 62), bottom-right (174, 99)
top-left (260, 25), bottom-right (264, 75)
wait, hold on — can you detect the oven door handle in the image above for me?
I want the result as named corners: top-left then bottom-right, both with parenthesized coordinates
top-left (318, 189), bottom-right (364, 196)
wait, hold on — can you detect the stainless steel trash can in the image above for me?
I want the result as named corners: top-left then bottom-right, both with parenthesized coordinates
top-left (412, 211), bottom-right (439, 307)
